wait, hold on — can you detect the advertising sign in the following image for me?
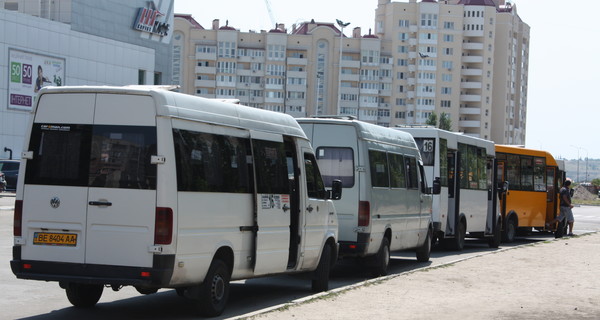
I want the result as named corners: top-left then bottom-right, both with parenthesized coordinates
top-left (8, 49), bottom-right (65, 110)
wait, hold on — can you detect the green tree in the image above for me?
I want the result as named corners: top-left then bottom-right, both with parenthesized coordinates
top-left (426, 112), bottom-right (438, 126)
top-left (439, 112), bottom-right (452, 131)
top-left (592, 178), bottom-right (600, 187)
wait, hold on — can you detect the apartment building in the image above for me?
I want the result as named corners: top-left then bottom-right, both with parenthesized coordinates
top-left (174, 0), bottom-right (529, 143)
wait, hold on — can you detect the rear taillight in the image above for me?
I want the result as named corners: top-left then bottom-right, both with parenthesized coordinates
top-left (155, 207), bottom-right (173, 245)
top-left (358, 201), bottom-right (370, 227)
top-left (14, 200), bottom-right (23, 237)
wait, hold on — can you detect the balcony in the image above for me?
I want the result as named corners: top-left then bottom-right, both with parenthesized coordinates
top-left (341, 73), bottom-right (359, 82)
top-left (460, 94), bottom-right (481, 102)
top-left (341, 60), bottom-right (360, 68)
top-left (462, 42), bottom-right (484, 50)
top-left (461, 68), bottom-right (483, 76)
top-left (459, 107), bottom-right (481, 115)
top-left (461, 81), bottom-right (482, 89)
top-left (195, 66), bottom-right (216, 74)
top-left (462, 55), bottom-right (483, 63)
top-left (195, 51), bottom-right (217, 60)
top-left (194, 79), bottom-right (215, 87)
top-left (287, 57), bottom-right (308, 65)
top-left (459, 120), bottom-right (481, 128)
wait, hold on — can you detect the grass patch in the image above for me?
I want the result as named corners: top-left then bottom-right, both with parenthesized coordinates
top-left (573, 199), bottom-right (600, 206)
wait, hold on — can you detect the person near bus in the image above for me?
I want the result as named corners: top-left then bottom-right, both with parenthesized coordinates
top-left (547, 180), bottom-right (575, 236)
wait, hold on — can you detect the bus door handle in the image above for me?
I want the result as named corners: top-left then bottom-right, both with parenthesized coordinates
top-left (306, 204), bottom-right (314, 213)
top-left (282, 204), bottom-right (290, 212)
top-left (89, 201), bottom-right (112, 207)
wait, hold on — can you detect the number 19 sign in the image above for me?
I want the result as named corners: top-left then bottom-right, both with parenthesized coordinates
top-left (8, 49), bottom-right (65, 111)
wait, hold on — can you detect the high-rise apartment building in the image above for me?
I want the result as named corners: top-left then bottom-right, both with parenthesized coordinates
top-left (174, 0), bottom-right (529, 143)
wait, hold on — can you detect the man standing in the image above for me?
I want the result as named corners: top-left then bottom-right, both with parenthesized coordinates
top-left (548, 180), bottom-right (575, 236)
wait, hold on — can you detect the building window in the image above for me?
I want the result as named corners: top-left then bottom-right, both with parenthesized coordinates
top-left (443, 34), bottom-right (454, 42)
top-left (441, 100), bottom-right (451, 108)
top-left (138, 70), bottom-right (146, 85)
top-left (397, 59), bottom-right (408, 66)
top-left (443, 22), bottom-right (454, 30)
top-left (442, 61), bottom-right (453, 69)
top-left (396, 98), bottom-right (406, 106)
top-left (442, 74), bottom-right (452, 82)
top-left (420, 13), bottom-right (438, 28)
top-left (399, 19), bottom-right (410, 27)
top-left (218, 41), bottom-right (236, 58)
top-left (443, 48), bottom-right (453, 55)
top-left (154, 72), bottom-right (161, 85)
top-left (395, 111), bottom-right (406, 119)
top-left (397, 45), bottom-right (408, 53)
top-left (441, 87), bottom-right (451, 94)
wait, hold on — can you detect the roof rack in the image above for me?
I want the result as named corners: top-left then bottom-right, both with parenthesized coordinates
top-left (395, 124), bottom-right (435, 128)
top-left (309, 115), bottom-right (357, 120)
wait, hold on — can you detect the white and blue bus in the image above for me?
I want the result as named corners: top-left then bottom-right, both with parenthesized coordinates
top-left (397, 127), bottom-right (501, 250)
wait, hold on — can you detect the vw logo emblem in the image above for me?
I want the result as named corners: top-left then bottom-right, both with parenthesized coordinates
top-left (50, 197), bottom-right (60, 209)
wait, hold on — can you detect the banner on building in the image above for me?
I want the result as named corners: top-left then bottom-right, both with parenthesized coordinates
top-left (8, 49), bottom-right (65, 111)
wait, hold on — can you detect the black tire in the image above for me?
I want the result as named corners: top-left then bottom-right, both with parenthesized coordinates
top-left (488, 219), bottom-right (501, 248)
top-left (135, 286), bottom-right (159, 295)
top-left (311, 244), bottom-right (332, 292)
top-left (197, 259), bottom-right (230, 317)
top-left (65, 283), bottom-right (103, 308)
top-left (503, 217), bottom-right (517, 243)
top-left (443, 220), bottom-right (466, 251)
top-left (416, 229), bottom-right (431, 262)
top-left (372, 237), bottom-right (390, 277)
top-left (554, 220), bottom-right (565, 239)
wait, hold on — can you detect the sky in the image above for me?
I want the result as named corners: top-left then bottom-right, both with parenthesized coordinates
top-left (174, 0), bottom-right (600, 160)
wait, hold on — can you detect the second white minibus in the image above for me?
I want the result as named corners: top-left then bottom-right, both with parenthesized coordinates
top-left (299, 117), bottom-right (439, 276)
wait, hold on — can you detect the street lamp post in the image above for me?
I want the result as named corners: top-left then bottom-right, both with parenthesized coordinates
top-left (570, 145), bottom-right (588, 183)
top-left (336, 19), bottom-right (350, 117)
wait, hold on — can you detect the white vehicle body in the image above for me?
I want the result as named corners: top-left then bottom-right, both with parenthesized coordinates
top-left (396, 127), bottom-right (500, 250)
top-left (11, 86), bottom-right (339, 316)
top-left (298, 118), bottom-right (433, 274)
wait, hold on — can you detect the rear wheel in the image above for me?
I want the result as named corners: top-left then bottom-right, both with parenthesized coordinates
top-left (503, 217), bottom-right (517, 243)
top-left (416, 229), bottom-right (431, 262)
top-left (65, 283), bottom-right (104, 308)
top-left (311, 244), bottom-right (332, 292)
top-left (443, 220), bottom-right (466, 251)
top-left (196, 259), bottom-right (230, 317)
top-left (372, 237), bottom-right (390, 277)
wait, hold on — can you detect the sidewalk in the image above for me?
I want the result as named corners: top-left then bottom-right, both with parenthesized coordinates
top-left (252, 232), bottom-right (600, 320)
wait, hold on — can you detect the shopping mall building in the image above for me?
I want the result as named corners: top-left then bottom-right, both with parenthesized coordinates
top-left (0, 0), bottom-right (174, 160)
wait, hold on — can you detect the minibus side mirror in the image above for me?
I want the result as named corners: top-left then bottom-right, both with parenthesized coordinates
top-left (501, 181), bottom-right (509, 193)
top-left (429, 177), bottom-right (441, 195)
top-left (328, 179), bottom-right (342, 200)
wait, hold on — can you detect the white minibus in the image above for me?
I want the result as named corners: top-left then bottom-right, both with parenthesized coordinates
top-left (11, 86), bottom-right (341, 317)
top-left (397, 127), bottom-right (501, 250)
top-left (298, 117), bottom-right (439, 276)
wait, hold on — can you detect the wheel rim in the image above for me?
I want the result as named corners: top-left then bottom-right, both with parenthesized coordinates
top-left (383, 245), bottom-right (390, 269)
top-left (211, 273), bottom-right (225, 302)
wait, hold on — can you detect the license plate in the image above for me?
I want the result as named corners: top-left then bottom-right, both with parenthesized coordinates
top-left (33, 232), bottom-right (78, 246)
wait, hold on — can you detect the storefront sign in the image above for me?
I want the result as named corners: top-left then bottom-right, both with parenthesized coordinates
top-left (133, 5), bottom-right (170, 37)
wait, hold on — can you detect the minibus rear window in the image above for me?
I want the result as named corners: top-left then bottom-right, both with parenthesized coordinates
top-left (315, 147), bottom-right (354, 188)
top-left (25, 123), bottom-right (157, 189)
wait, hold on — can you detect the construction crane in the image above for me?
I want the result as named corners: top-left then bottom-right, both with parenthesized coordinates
top-left (264, 0), bottom-right (276, 29)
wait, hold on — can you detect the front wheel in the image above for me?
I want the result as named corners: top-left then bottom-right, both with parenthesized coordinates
top-left (503, 217), bottom-right (517, 243)
top-left (196, 259), bottom-right (231, 317)
top-left (311, 244), bottom-right (332, 292)
top-left (65, 283), bottom-right (104, 308)
top-left (416, 229), bottom-right (431, 262)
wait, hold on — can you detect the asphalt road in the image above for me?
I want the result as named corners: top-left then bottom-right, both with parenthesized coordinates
top-left (1, 195), bottom-right (599, 319)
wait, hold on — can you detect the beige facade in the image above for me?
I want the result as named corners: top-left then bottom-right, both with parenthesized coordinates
top-left (173, 0), bottom-right (529, 144)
